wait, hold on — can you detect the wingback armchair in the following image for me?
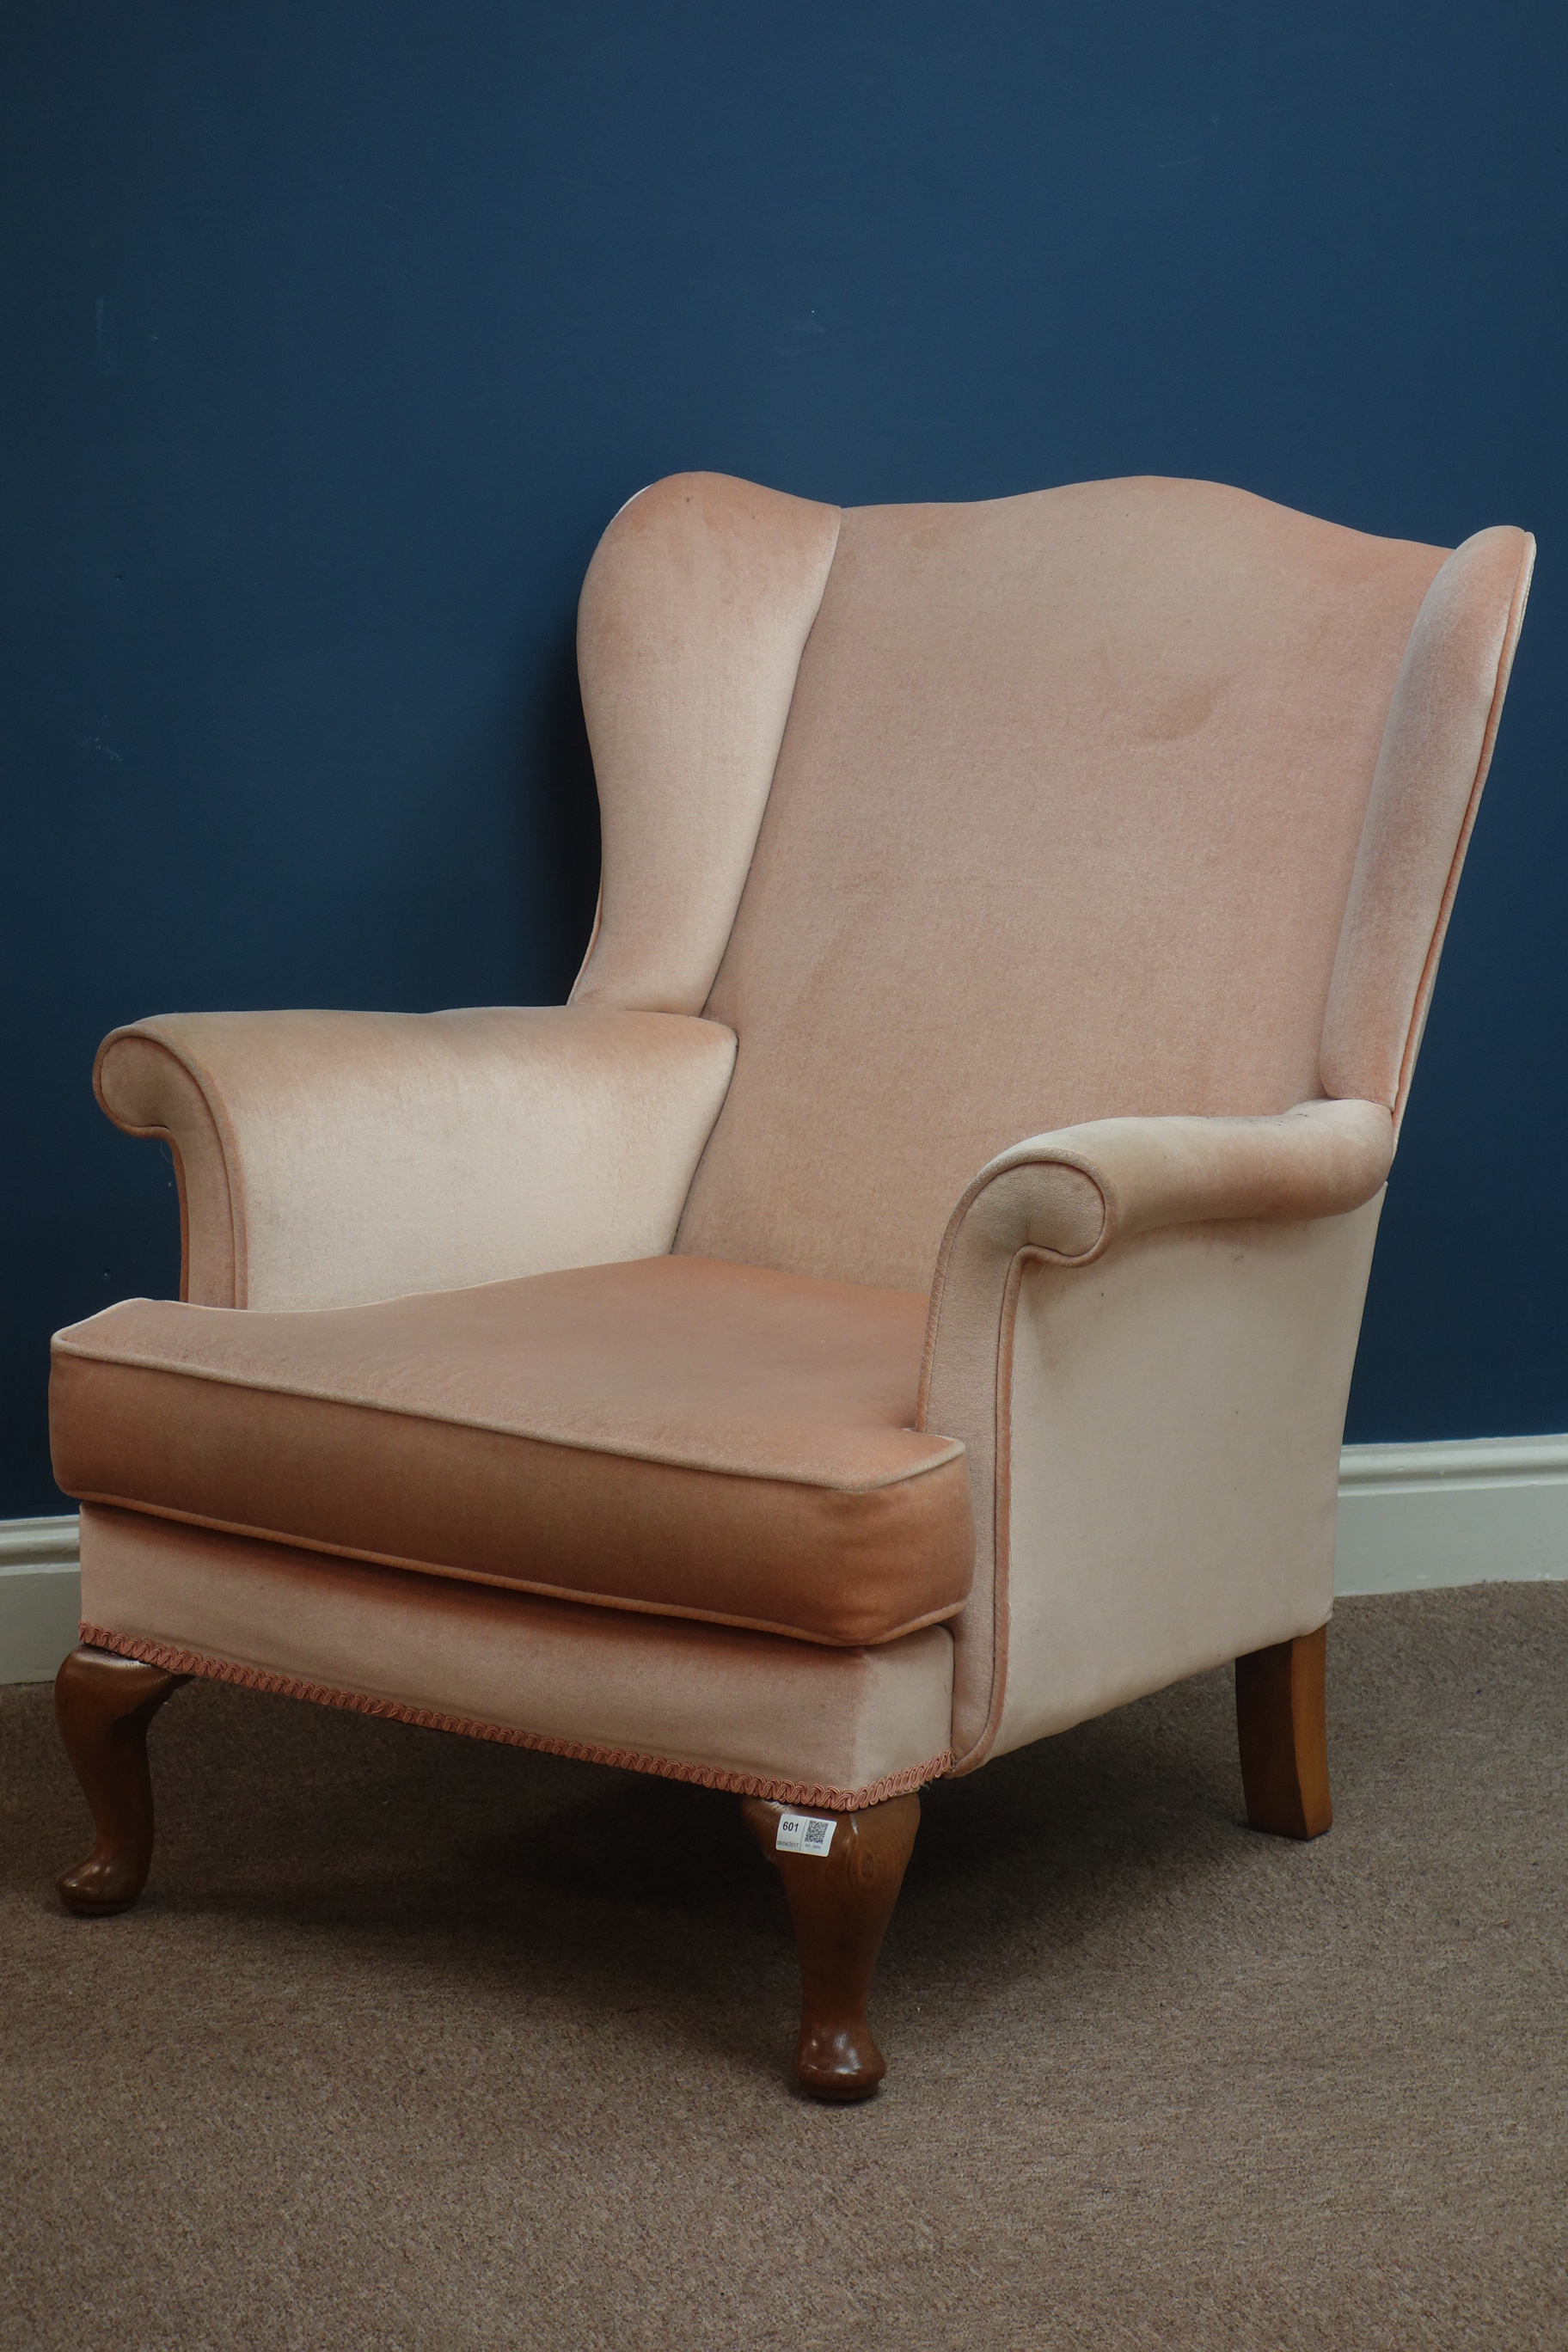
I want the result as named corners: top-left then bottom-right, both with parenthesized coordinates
top-left (48, 473), bottom-right (1533, 2099)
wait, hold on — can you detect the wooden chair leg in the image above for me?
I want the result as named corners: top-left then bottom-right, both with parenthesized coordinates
top-left (54, 1646), bottom-right (191, 1915)
top-left (741, 1791), bottom-right (920, 2101)
top-left (1235, 1624), bottom-right (1332, 1840)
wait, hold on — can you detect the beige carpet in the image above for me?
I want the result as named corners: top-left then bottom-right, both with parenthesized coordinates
top-left (2, 1584), bottom-right (1563, 2350)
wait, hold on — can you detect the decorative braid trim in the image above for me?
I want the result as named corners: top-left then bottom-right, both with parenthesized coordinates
top-left (78, 1624), bottom-right (952, 1812)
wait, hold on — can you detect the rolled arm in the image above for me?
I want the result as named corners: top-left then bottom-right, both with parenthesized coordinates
top-left (95, 1005), bottom-right (737, 1311)
top-left (918, 1099), bottom-right (1395, 1773)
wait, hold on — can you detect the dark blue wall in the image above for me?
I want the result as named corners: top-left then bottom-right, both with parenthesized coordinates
top-left (2, 3), bottom-right (1564, 1512)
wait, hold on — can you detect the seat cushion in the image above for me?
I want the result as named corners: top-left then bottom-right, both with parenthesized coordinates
top-left (50, 1257), bottom-right (973, 1648)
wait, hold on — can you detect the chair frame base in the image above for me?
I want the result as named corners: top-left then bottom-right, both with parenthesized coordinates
top-left (51, 1628), bottom-right (1331, 2090)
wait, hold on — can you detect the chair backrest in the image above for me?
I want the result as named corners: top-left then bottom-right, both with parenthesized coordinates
top-left (574, 473), bottom-right (1532, 1293)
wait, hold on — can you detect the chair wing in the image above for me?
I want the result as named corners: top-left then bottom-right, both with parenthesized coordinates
top-left (572, 471), bottom-right (840, 1016)
top-left (1322, 524), bottom-right (1534, 1122)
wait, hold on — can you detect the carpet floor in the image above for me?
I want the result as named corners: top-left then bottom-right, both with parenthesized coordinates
top-left (2, 1584), bottom-right (1564, 2351)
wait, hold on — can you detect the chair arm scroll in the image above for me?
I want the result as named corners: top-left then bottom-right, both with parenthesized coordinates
top-left (928, 1097), bottom-right (1393, 1319)
top-left (917, 1098), bottom-right (1395, 1773)
top-left (95, 1005), bottom-right (737, 1311)
top-left (919, 1097), bottom-right (1393, 1424)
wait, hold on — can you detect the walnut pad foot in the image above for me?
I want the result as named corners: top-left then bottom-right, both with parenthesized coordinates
top-left (54, 1646), bottom-right (191, 1915)
top-left (742, 1791), bottom-right (920, 2101)
top-left (1235, 1624), bottom-right (1332, 1840)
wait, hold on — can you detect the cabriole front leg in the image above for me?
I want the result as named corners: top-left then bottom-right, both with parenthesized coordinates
top-left (742, 1792), bottom-right (921, 2101)
top-left (54, 1646), bottom-right (192, 1915)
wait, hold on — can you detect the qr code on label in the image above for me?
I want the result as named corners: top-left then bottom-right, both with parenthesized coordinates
top-left (775, 1810), bottom-right (836, 1857)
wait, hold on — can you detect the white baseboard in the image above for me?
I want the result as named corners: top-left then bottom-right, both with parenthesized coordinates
top-left (1332, 1435), bottom-right (1568, 1596)
top-left (3, 1438), bottom-right (1565, 1682)
top-left (0, 1516), bottom-right (88, 1686)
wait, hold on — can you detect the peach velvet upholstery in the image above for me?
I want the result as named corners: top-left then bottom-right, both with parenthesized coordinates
top-left (677, 478), bottom-right (1447, 1293)
top-left (95, 1006), bottom-right (737, 1310)
top-left (52, 1258), bottom-right (972, 1649)
top-left (572, 473), bottom-right (840, 1015)
top-left (1320, 526), bottom-right (1535, 1123)
top-left (76, 1507), bottom-right (956, 1809)
top-left (57, 469), bottom-right (1535, 1805)
top-left (917, 1103), bottom-right (1393, 1764)
top-left (985, 1200), bottom-right (1382, 1765)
